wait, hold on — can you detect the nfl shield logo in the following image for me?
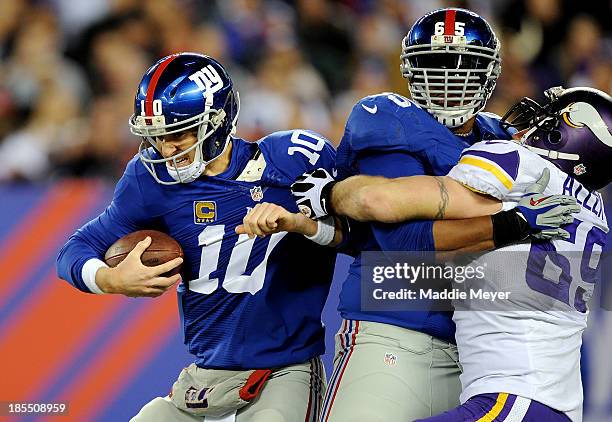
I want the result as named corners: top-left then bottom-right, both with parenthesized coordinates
top-left (250, 186), bottom-right (264, 202)
top-left (383, 352), bottom-right (397, 366)
top-left (574, 163), bottom-right (587, 176)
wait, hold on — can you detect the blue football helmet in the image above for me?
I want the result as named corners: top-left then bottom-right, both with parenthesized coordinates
top-left (129, 52), bottom-right (239, 184)
top-left (401, 8), bottom-right (501, 128)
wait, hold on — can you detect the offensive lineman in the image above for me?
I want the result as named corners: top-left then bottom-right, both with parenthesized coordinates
top-left (297, 8), bottom-right (514, 421)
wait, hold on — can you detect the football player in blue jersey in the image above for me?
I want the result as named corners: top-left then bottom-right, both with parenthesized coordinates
top-left (56, 52), bottom-right (339, 422)
top-left (287, 8), bottom-right (578, 422)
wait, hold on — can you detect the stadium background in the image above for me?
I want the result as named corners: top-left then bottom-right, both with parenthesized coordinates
top-left (0, 0), bottom-right (609, 420)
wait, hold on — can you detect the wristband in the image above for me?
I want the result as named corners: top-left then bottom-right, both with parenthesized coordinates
top-left (82, 258), bottom-right (109, 295)
top-left (305, 216), bottom-right (336, 245)
top-left (491, 209), bottom-right (531, 248)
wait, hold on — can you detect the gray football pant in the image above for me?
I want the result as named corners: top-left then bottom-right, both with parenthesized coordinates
top-left (320, 319), bottom-right (461, 422)
top-left (131, 357), bottom-right (325, 422)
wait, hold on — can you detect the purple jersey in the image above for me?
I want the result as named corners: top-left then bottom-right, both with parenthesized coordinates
top-left (415, 393), bottom-right (571, 422)
top-left (448, 140), bottom-right (608, 421)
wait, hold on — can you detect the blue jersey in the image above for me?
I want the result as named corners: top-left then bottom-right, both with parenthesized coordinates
top-left (57, 130), bottom-right (337, 369)
top-left (336, 93), bottom-right (513, 342)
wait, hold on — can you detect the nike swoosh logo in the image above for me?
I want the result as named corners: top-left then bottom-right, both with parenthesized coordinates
top-left (530, 196), bottom-right (551, 206)
top-left (361, 104), bottom-right (377, 114)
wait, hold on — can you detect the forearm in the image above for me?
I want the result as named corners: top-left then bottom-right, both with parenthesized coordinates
top-left (331, 175), bottom-right (501, 223)
top-left (329, 175), bottom-right (388, 220)
top-left (327, 217), bottom-right (344, 247)
top-left (434, 240), bottom-right (494, 263)
top-left (56, 210), bottom-right (137, 293)
top-left (432, 207), bottom-right (536, 252)
top-left (56, 233), bottom-right (105, 293)
top-left (432, 217), bottom-right (494, 252)
top-left (95, 266), bottom-right (116, 294)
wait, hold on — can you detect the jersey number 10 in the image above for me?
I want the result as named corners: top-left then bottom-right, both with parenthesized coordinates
top-left (188, 129), bottom-right (325, 295)
top-left (287, 130), bottom-right (328, 165)
top-left (189, 226), bottom-right (286, 295)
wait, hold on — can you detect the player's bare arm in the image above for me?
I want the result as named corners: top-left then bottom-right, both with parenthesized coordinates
top-left (329, 174), bottom-right (501, 223)
top-left (329, 174), bottom-right (503, 252)
top-left (96, 236), bottom-right (183, 298)
top-left (431, 217), bottom-right (493, 252)
top-left (293, 167), bottom-right (579, 252)
top-left (292, 172), bottom-right (502, 252)
top-left (233, 201), bottom-right (486, 253)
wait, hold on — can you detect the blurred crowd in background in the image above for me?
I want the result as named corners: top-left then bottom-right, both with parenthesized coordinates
top-left (0, 0), bottom-right (609, 182)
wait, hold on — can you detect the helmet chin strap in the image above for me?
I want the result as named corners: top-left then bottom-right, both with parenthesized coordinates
top-left (165, 132), bottom-right (233, 183)
top-left (166, 144), bottom-right (206, 183)
top-left (434, 107), bottom-right (477, 128)
top-left (523, 144), bottom-right (580, 161)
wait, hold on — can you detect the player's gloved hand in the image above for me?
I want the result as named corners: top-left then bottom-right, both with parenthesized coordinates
top-left (516, 167), bottom-right (580, 239)
top-left (290, 168), bottom-right (337, 219)
top-left (492, 168), bottom-right (579, 247)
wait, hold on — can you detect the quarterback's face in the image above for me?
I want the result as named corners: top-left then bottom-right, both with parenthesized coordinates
top-left (157, 131), bottom-right (198, 167)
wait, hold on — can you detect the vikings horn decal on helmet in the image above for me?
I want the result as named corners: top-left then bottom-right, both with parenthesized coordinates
top-left (504, 87), bottom-right (612, 190)
top-left (129, 52), bottom-right (239, 185)
top-left (400, 8), bottom-right (501, 128)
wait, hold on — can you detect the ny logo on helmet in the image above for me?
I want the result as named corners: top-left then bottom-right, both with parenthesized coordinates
top-left (189, 65), bottom-right (223, 94)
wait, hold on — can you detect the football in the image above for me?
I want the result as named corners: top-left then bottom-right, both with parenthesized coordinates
top-left (104, 230), bottom-right (184, 276)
